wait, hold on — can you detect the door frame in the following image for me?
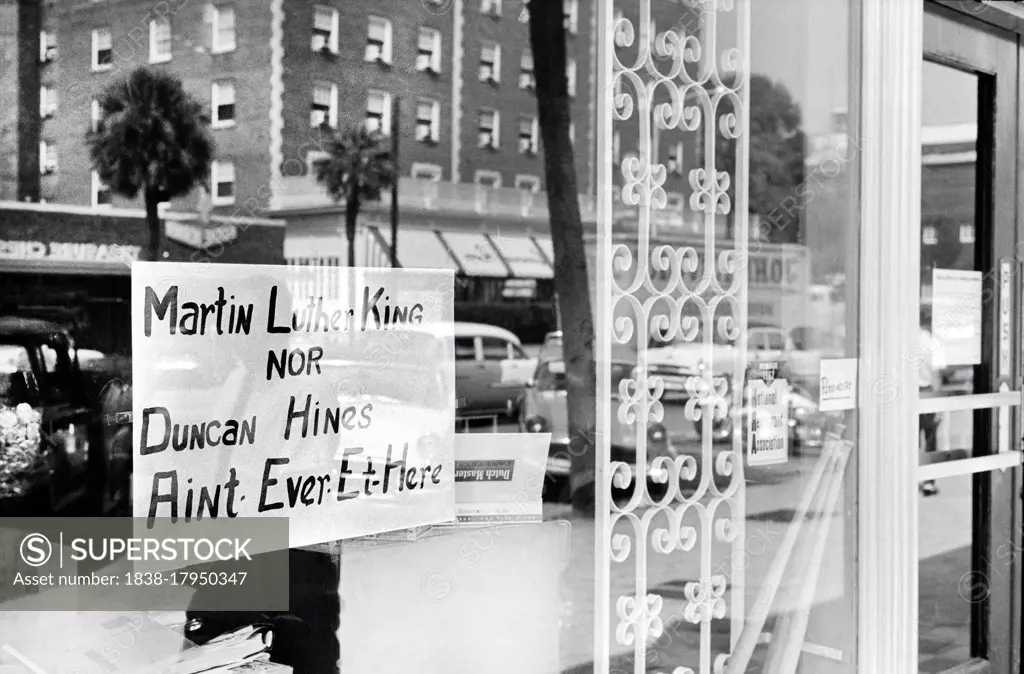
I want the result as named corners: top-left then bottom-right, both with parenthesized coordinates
top-left (859, 1), bottom-right (1024, 671)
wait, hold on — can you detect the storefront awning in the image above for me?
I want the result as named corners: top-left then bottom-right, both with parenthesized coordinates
top-left (488, 234), bottom-right (553, 279)
top-left (535, 237), bottom-right (555, 268)
top-left (439, 231), bottom-right (510, 277)
top-left (388, 228), bottom-right (460, 271)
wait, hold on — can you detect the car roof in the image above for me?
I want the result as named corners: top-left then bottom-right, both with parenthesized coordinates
top-left (452, 322), bottom-right (522, 343)
top-left (0, 316), bottom-right (65, 338)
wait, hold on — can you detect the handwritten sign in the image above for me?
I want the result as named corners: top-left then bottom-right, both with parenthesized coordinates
top-left (131, 262), bottom-right (456, 548)
top-left (747, 363), bottom-right (789, 466)
top-left (819, 358), bottom-right (858, 412)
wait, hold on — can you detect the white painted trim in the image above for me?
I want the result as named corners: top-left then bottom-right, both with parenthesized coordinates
top-left (451, 0), bottom-right (464, 183)
top-left (921, 151), bottom-right (976, 165)
top-left (920, 121), bottom-right (977, 145)
top-left (594, 0), bottom-right (612, 671)
top-left (268, 0), bottom-right (285, 209)
top-left (857, 0), bottom-right (922, 671)
top-left (919, 391), bottom-right (1020, 413)
top-left (918, 451), bottom-right (1023, 481)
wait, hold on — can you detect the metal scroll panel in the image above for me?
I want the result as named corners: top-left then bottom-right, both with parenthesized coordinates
top-left (599, 0), bottom-right (750, 673)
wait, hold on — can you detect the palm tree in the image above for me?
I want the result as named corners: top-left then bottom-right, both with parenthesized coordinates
top-left (87, 67), bottom-right (214, 262)
top-left (313, 124), bottom-right (396, 268)
top-left (528, 0), bottom-right (597, 513)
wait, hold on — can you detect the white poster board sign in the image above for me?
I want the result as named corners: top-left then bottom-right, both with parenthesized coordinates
top-left (449, 433), bottom-right (550, 524)
top-left (931, 268), bottom-right (982, 366)
top-left (819, 358), bottom-right (858, 412)
top-left (131, 262), bottom-right (456, 548)
top-left (747, 363), bottom-right (789, 466)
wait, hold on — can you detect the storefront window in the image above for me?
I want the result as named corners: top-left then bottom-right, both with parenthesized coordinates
top-left (602, 0), bottom-right (860, 670)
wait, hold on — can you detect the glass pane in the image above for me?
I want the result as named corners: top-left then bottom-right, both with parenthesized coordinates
top-left (480, 337), bottom-right (508, 360)
top-left (919, 61), bottom-right (980, 465)
top-left (604, 0), bottom-right (860, 670)
top-left (919, 474), bottom-right (974, 672)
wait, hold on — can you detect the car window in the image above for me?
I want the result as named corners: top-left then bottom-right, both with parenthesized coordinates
top-left (455, 337), bottom-right (476, 361)
top-left (481, 337), bottom-right (510, 361)
top-left (536, 360), bottom-right (567, 391)
top-left (0, 345), bottom-right (33, 374)
top-left (511, 343), bottom-right (528, 360)
top-left (763, 332), bottom-right (786, 350)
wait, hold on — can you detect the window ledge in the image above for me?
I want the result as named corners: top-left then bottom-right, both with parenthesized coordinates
top-left (212, 197), bottom-right (235, 207)
top-left (212, 121), bottom-right (237, 130)
top-left (92, 64), bottom-right (113, 73)
top-left (149, 55), bottom-right (172, 65)
top-left (211, 45), bottom-right (237, 55)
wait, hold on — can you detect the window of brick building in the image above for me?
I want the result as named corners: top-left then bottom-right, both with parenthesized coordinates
top-left (479, 42), bottom-right (501, 84)
top-left (312, 6), bottom-right (339, 53)
top-left (311, 82), bottom-right (338, 128)
top-left (518, 116), bottom-right (538, 155)
top-left (416, 27), bottom-right (442, 73)
top-left (563, 0), bottom-right (578, 34)
top-left (366, 91), bottom-right (392, 135)
top-left (474, 170), bottom-right (502, 188)
top-left (416, 99), bottom-right (441, 143)
top-left (92, 28), bottom-right (113, 71)
top-left (149, 16), bottom-right (172, 63)
top-left (478, 109), bottom-right (499, 149)
top-left (365, 16), bottom-right (393, 64)
top-left (519, 50), bottom-right (534, 90)
top-left (212, 80), bottom-right (236, 128)
top-left (212, 5), bottom-right (236, 53)
top-left (482, 0), bottom-right (502, 16)
top-left (411, 163), bottom-right (443, 182)
top-left (212, 161), bottom-right (235, 205)
top-left (515, 174), bottom-right (540, 192)
top-left (39, 141), bottom-right (57, 175)
top-left (92, 171), bottom-right (111, 207)
top-left (566, 57), bottom-right (576, 97)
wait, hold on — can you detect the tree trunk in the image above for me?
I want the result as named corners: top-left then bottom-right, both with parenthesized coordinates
top-left (144, 189), bottom-right (163, 261)
top-left (345, 193), bottom-right (359, 268)
top-left (529, 1), bottom-right (596, 515)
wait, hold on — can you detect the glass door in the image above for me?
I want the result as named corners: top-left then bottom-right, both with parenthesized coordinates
top-left (919, 5), bottom-right (1022, 673)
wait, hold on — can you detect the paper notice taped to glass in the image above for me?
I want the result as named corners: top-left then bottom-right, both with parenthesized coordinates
top-left (931, 267), bottom-right (983, 366)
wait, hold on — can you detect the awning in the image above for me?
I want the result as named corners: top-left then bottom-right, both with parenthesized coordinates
top-left (386, 227), bottom-right (460, 271)
top-left (488, 234), bottom-right (553, 279)
top-left (439, 231), bottom-right (509, 277)
top-left (535, 237), bottom-right (554, 267)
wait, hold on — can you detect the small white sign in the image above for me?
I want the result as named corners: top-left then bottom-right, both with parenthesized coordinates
top-left (819, 358), bottom-right (858, 412)
top-left (931, 268), bottom-right (983, 366)
top-left (747, 371), bottom-right (789, 467)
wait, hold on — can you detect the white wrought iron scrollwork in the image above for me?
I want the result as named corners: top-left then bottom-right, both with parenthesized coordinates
top-left (599, 0), bottom-right (750, 672)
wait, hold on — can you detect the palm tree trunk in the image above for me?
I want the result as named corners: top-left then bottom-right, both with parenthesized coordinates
top-left (144, 188), bottom-right (163, 261)
top-left (529, 0), bottom-right (596, 514)
top-left (345, 193), bottom-right (359, 268)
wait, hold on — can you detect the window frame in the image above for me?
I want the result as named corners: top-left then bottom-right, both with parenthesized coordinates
top-left (91, 99), bottom-right (100, 133)
top-left (91, 171), bottom-right (112, 208)
top-left (211, 161), bottom-right (236, 206)
top-left (366, 90), bottom-right (392, 136)
top-left (365, 16), bottom-right (393, 64)
top-left (514, 174), bottom-right (541, 192)
top-left (481, 0), bottom-right (502, 17)
top-left (149, 16), bottom-right (172, 63)
top-left (474, 170), bottom-right (503, 189)
top-left (518, 116), bottom-right (539, 155)
top-left (411, 163), bottom-right (443, 182)
top-left (566, 57), bottom-right (576, 97)
top-left (563, 0), bottom-right (578, 34)
top-left (311, 81), bottom-right (339, 129)
top-left (39, 141), bottom-right (57, 175)
top-left (416, 27), bottom-right (442, 73)
top-left (39, 85), bottom-right (56, 119)
top-left (478, 108), bottom-right (500, 149)
top-left (211, 4), bottom-right (236, 54)
top-left (479, 42), bottom-right (501, 84)
top-left (519, 49), bottom-right (535, 90)
top-left (312, 5), bottom-right (340, 54)
top-left (211, 80), bottom-right (236, 129)
top-left (92, 28), bottom-right (113, 72)
top-left (415, 98), bottom-right (441, 143)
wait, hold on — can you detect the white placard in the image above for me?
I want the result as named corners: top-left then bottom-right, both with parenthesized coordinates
top-left (131, 262), bottom-right (456, 548)
top-left (446, 433), bottom-right (549, 524)
top-left (818, 358), bottom-right (858, 412)
top-left (931, 268), bottom-right (983, 366)
top-left (747, 376), bottom-right (789, 466)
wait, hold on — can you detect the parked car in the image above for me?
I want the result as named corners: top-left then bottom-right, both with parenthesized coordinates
top-left (454, 322), bottom-right (536, 419)
top-left (747, 324), bottom-right (793, 366)
top-left (0, 316), bottom-right (130, 516)
top-left (519, 356), bottom-right (672, 500)
top-left (786, 325), bottom-right (846, 390)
